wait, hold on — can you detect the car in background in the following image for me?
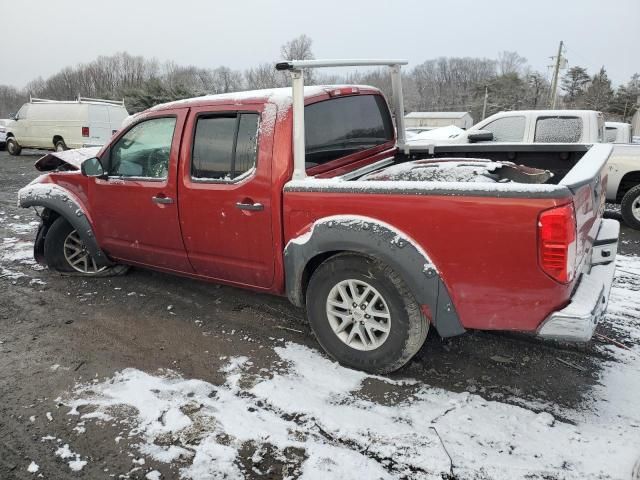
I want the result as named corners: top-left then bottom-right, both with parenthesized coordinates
top-left (0, 119), bottom-right (10, 149)
top-left (405, 126), bottom-right (435, 139)
top-left (604, 121), bottom-right (632, 144)
top-left (5, 97), bottom-right (129, 156)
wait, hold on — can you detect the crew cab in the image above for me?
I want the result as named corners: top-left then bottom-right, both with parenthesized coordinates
top-left (458, 110), bottom-right (640, 229)
top-left (18, 60), bottom-right (619, 373)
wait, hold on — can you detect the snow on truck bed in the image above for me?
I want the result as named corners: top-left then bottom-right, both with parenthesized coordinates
top-left (286, 159), bottom-right (561, 195)
top-left (361, 159), bottom-right (505, 183)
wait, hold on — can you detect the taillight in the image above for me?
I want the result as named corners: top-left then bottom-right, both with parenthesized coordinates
top-left (538, 204), bottom-right (577, 283)
top-left (82, 127), bottom-right (90, 137)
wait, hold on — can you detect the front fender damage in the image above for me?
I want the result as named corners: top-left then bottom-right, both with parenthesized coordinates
top-left (18, 182), bottom-right (114, 268)
top-left (284, 215), bottom-right (465, 338)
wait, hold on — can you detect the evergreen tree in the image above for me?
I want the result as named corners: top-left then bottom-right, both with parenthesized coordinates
top-left (582, 67), bottom-right (614, 112)
top-left (561, 66), bottom-right (590, 107)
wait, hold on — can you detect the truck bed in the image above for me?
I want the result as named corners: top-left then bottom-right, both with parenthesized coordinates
top-left (402, 143), bottom-right (607, 187)
top-left (284, 142), bottom-right (611, 334)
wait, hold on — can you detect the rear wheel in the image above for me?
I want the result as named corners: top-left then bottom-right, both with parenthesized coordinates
top-left (6, 138), bottom-right (21, 156)
top-left (621, 185), bottom-right (640, 230)
top-left (306, 254), bottom-right (428, 373)
top-left (54, 139), bottom-right (67, 152)
top-left (44, 217), bottom-right (127, 276)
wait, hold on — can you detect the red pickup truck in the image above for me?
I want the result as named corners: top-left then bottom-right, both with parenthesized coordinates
top-left (19, 59), bottom-right (619, 373)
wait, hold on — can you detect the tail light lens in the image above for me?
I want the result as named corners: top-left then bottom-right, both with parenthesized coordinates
top-left (538, 204), bottom-right (577, 283)
top-left (82, 127), bottom-right (90, 137)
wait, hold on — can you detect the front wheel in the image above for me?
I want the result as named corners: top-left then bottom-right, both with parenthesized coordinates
top-left (54, 139), bottom-right (67, 152)
top-left (306, 254), bottom-right (428, 373)
top-left (6, 138), bottom-right (21, 156)
top-left (621, 185), bottom-right (640, 230)
top-left (43, 217), bottom-right (128, 276)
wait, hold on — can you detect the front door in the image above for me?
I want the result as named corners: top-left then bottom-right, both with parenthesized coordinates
top-left (88, 110), bottom-right (192, 272)
top-left (178, 104), bottom-right (275, 288)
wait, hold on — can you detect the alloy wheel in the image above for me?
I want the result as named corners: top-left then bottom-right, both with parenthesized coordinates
top-left (63, 230), bottom-right (106, 274)
top-left (325, 279), bottom-right (391, 351)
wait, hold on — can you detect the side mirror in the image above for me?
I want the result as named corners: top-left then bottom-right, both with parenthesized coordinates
top-left (467, 130), bottom-right (494, 143)
top-left (81, 157), bottom-right (106, 178)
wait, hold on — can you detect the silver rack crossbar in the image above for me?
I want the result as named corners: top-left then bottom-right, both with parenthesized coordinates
top-left (78, 96), bottom-right (126, 106)
top-left (29, 96), bottom-right (125, 106)
top-left (276, 59), bottom-right (408, 180)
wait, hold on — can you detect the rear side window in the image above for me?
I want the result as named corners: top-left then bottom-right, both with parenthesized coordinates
top-left (304, 95), bottom-right (394, 168)
top-left (481, 116), bottom-right (526, 142)
top-left (605, 127), bottom-right (618, 143)
top-left (192, 113), bottom-right (259, 181)
top-left (534, 117), bottom-right (582, 143)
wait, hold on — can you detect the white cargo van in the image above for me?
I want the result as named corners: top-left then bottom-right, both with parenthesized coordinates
top-left (5, 97), bottom-right (129, 155)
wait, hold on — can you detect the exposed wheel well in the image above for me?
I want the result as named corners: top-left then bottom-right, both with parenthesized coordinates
top-left (616, 171), bottom-right (640, 203)
top-left (41, 207), bottom-right (62, 227)
top-left (52, 135), bottom-right (64, 146)
top-left (300, 250), bottom-right (374, 302)
top-left (32, 208), bottom-right (63, 263)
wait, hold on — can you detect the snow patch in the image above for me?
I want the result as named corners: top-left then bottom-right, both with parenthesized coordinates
top-left (55, 443), bottom-right (87, 471)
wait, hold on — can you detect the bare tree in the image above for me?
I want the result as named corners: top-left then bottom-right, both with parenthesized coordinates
top-left (245, 63), bottom-right (287, 90)
top-left (497, 51), bottom-right (527, 76)
top-left (280, 34), bottom-right (315, 84)
top-left (280, 34), bottom-right (314, 61)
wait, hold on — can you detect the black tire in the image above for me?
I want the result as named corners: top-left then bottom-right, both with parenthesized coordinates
top-left (44, 217), bottom-right (128, 276)
top-left (6, 137), bottom-right (21, 156)
top-left (305, 254), bottom-right (428, 374)
top-left (54, 139), bottom-right (67, 152)
top-left (621, 185), bottom-right (640, 230)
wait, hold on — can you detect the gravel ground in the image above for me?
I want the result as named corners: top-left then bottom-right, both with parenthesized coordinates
top-left (1, 149), bottom-right (639, 479)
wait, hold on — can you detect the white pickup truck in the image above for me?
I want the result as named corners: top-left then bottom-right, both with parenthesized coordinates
top-left (604, 121), bottom-right (633, 144)
top-left (458, 110), bottom-right (640, 229)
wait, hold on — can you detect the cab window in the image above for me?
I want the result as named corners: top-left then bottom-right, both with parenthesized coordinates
top-left (481, 116), bottom-right (526, 142)
top-left (191, 113), bottom-right (259, 181)
top-left (304, 95), bottom-right (394, 169)
top-left (534, 116), bottom-right (583, 143)
top-left (109, 117), bottom-right (176, 179)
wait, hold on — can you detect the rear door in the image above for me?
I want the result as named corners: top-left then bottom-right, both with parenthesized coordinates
top-left (88, 109), bottom-right (192, 272)
top-left (88, 105), bottom-right (112, 145)
top-left (178, 103), bottom-right (275, 288)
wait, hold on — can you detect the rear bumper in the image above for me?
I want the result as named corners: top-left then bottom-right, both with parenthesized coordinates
top-left (537, 219), bottom-right (619, 342)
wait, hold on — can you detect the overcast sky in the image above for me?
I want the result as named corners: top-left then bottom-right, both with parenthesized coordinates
top-left (3, 0), bottom-right (638, 88)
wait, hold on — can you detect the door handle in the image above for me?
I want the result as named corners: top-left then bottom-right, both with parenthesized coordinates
top-left (152, 195), bottom-right (174, 205)
top-left (236, 201), bottom-right (264, 211)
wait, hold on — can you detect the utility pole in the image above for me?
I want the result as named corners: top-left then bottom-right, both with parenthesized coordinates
top-left (549, 40), bottom-right (564, 108)
top-left (482, 85), bottom-right (488, 120)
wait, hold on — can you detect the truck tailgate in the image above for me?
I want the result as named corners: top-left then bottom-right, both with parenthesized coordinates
top-left (558, 144), bottom-right (612, 276)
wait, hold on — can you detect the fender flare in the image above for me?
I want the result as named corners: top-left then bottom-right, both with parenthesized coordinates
top-left (284, 215), bottom-right (465, 338)
top-left (17, 183), bottom-right (114, 268)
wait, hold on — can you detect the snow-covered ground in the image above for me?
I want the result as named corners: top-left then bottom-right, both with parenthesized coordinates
top-left (1, 210), bottom-right (638, 479)
top-left (36, 255), bottom-right (637, 480)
